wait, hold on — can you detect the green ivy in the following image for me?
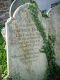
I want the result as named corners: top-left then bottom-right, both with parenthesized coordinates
top-left (29, 1), bottom-right (60, 80)
top-left (28, 2), bottom-right (47, 43)
top-left (0, 23), bottom-right (7, 79)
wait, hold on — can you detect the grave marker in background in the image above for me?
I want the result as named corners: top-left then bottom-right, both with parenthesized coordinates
top-left (48, 4), bottom-right (60, 66)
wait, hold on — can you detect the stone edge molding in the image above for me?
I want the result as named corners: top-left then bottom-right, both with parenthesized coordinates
top-left (9, 0), bottom-right (31, 17)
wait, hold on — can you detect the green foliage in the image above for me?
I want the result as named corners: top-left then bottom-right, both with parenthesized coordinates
top-left (28, 1), bottom-right (47, 42)
top-left (29, 1), bottom-right (60, 80)
top-left (41, 11), bottom-right (48, 18)
top-left (0, 23), bottom-right (7, 79)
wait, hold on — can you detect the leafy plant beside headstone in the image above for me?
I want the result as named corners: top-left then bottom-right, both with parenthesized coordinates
top-left (0, 23), bottom-right (7, 79)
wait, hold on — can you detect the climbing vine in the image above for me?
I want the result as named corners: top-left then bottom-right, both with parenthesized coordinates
top-left (29, 1), bottom-right (60, 80)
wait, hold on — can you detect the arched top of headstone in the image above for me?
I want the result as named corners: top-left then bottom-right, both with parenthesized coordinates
top-left (13, 3), bottom-right (30, 18)
top-left (12, 3), bottom-right (43, 26)
top-left (48, 4), bottom-right (60, 17)
top-left (9, 0), bottom-right (30, 17)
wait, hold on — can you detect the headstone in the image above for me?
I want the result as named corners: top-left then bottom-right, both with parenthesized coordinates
top-left (6, 3), bottom-right (47, 80)
top-left (48, 4), bottom-right (60, 66)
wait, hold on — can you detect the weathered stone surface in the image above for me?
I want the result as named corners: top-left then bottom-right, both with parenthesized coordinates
top-left (0, 0), bottom-right (11, 23)
top-left (0, 0), bottom-right (11, 16)
top-left (6, 3), bottom-right (47, 80)
top-left (48, 4), bottom-right (60, 66)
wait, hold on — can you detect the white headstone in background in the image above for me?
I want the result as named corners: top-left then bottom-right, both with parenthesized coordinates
top-left (6, 3), bottom-right (47, 80)
top-left (48, 4), bottom-right (60, 66)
